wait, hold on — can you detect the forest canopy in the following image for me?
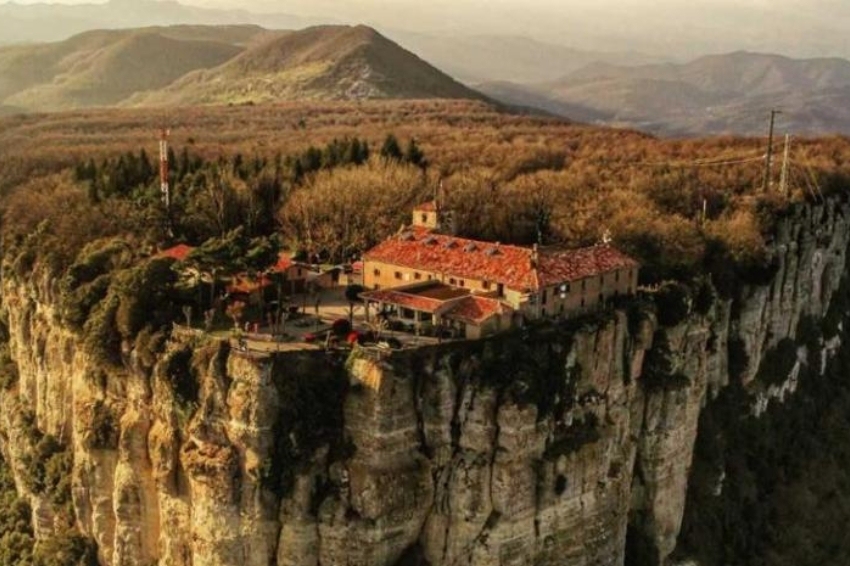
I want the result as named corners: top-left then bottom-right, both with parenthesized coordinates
top-left (2, 99), bottom-right (850, 292)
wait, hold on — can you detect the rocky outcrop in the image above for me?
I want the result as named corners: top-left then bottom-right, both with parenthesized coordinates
top-left (0, 198), bottom-right (848, 566)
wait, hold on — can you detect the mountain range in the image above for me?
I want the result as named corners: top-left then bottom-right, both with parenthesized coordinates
top-left (0, 0), bottom-right (323, 45)
top-left (0, 24), bottom-right (483, 111)
top-left (3, 0), bottom-right (850, 136)
top-left (477, 52), bottom-right (850, 136)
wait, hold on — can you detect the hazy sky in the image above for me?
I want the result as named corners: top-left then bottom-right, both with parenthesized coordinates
top-left (5, 0), bottom-right (850, 58)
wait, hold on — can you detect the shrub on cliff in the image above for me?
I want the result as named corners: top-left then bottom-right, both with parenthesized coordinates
top-left (653, 282), bottom-right (692, 327)
top-left (755, 338), bottom-right (799, 386)
top-left (33, 532), bottom-right (97, 566)
top-left (81, 294), bottom-right (121, 367)
top-left (0, 453), bottom-right (34, 565)
top-left (19, 435), bottom-right (72, 511)
top-left (113, 257), bottom-right (180, 339)
top-left (0, 344), bottom-right (19, 391)
top-left (641, 330), bottom-right (691, 393)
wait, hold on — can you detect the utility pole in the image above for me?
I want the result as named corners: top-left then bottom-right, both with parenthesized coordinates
top-left (779, 134), bottom-right (791, 197)
top-left (159, 127), bottom-right (174, 236)
top-left (762, 109), bottom-right (781, 192)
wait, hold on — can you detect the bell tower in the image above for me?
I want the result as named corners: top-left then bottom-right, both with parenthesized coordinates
top-left (412, 180), bottom-right (456, 234)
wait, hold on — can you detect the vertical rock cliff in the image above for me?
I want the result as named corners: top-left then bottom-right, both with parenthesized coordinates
top-left (0, 197), bottom-right (848, 566)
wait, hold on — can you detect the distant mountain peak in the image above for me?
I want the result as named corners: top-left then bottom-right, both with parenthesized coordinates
top-left (131, 24), bottom-right (486, 106)
top-left (0, 23), bottom-right (485, 112)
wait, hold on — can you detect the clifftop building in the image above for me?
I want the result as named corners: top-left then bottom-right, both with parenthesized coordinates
top-left (360, 201), bottom-right (639, 339)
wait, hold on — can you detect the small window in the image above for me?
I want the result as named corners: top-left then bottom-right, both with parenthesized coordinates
top-left (297, 268), bottom-right (302, 277)
top-left (428, 274), bottom-right (433, 280)
top-left (459, 280), bottom-right (465, 287)
top-left (395, 271), bottom-right (403, 280)
top-left (414, 272), bottom-right (422, 280)
top-left (373, 269), bottom-right (381, 277)
top-left (449, 278), bottom-right (456, 285)
top-left (482, 281), bottom-right (491, 290)
top-left (599, 275), bottom-right (604, 284)
top-left (615, 271), bottom-right (620, 282)
top-left (581, 298), bottom-right (585, 307)
top-left (581, 280), bottom-right (586, 292)
top-left (542, 289), bottom-right (548, 303)
top-left (421, 213), bottom-right (428, 223)
top-left (599, 293), bottom-right (604, 303)
top-left (375, 284), bottom-right (381, 290)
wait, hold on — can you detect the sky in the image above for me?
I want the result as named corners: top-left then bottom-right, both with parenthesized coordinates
top-left (4, 0), bottom-right (850, 58)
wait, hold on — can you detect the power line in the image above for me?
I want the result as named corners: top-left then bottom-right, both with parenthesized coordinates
top-left (630, 151), bottom-right (766, 169)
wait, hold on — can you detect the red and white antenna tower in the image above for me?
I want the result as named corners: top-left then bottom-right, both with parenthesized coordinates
top-left (159, 127), bottom-right (170, 210)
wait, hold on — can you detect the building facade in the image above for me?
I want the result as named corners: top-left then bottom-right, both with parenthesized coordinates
top-left (359, 201), bottom-right (639, 338)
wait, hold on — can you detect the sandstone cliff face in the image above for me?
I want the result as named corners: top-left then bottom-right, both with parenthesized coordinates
top-left (1, 198), bottom-right (848, 566)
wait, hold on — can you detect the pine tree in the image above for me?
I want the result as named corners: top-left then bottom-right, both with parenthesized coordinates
top-left (380, 134), bottom-right (403, 162)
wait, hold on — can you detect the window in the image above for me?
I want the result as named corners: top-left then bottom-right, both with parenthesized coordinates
top-left (459, 280), bottom-right (465, 287)
top-left (581, 298), bottom-right (585, 307)
top-left (395, 271), bottom-right (403, 280)
top-left (482, 281), bottom-right (491, 290)
top-left (615, 271), bottom-right (620, 282)
top-left (375, 284), bottom-right (381, 290)
top-left (297, 268), bottom-right (302, 277)
top-left (599, 275), bottom-right (604, 284)
top-left (421, 213), bottom-right (428, 223)
top-left (414, 272), bottom-right (422, 280)
top-left (542, 289), bottom-right (548, 303)
top-left (449, 278), bottom-right (456, 285)
top-left (581, 280), bottom-right (586, 292)
top-left (373, 269), bottom-right (381, 277)
top-left (428, 274), bottom-right (433, 280)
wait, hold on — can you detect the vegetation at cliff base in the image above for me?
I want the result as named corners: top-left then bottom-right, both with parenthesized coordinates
top-left (673, 279), bottom-right (850, 566)
top-left (0, 449), bottom-right (97, 566)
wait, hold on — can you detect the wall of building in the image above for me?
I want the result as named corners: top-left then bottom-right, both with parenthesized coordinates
top-left (412, 209), bottom-right (438, 230)
top-left (363, 260), bottom-right (497, 294)
top-left (364, 261), bottom-right (639, 320)
top-left (536, 266), bottom-right (639, 317)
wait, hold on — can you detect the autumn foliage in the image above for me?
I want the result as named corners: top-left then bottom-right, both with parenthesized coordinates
top-left (3, 99), bottom-right (850, 291)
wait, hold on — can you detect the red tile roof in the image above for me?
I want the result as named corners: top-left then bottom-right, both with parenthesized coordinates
top-left (414, 200), bottom-right (438, 212)
top-left (272, 253), bottom-right (293, 273)
top-left (364, 230), bottom-right (539, 291)
top-left (227, 274), bottom-right (272, 294)
top-left (444, 296), bottom-right (512, 325)
top-left (364, 231), bottom-right (638, 292)
top-left (158, 244), bottom-right (194, 262)
top-left (359, 288), bottom-right (449, 313)
top-left (537, 245), bottom-right (640, 287)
